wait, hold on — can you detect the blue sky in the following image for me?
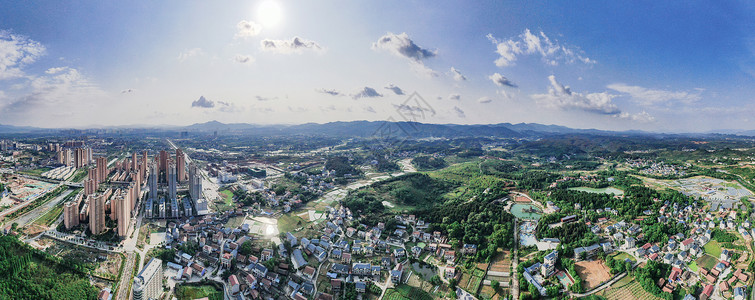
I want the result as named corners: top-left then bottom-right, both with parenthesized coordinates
top-left (1, 1), bottom-right (755, 132)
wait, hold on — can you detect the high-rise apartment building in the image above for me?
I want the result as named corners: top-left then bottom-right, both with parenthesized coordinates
top-left (149, 163), bottom-right (158, 201)
top-left (88, 193), bottom-right (106, 235)
top-left (96, 156), bottom-right (108, 183)
top-left (159, 150), bottom-right (168, 181)
top-left (63, 193), bottom-right (82, 230)
top-left (176, 148), bottom-right (186, 183)
top-left (168, 163), bottom-right (177, 201)
top-left (133, 258), bottom-right (163, 300)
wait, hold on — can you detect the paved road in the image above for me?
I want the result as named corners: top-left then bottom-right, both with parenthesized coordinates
top-left (116, 252), bottom-right (137, 300)
top-left (10, 188), bottom-right (72, 228)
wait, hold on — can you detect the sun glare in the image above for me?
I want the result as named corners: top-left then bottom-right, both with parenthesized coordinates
top-left (257, 0), bottom-right (283, 28)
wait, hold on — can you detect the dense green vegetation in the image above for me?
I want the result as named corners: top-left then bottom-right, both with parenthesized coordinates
top-left (0, 235), bottom-right (98, 299)
top-left (325, 156), bottom-right (359, 177)
top-left (411, 155), bottom-right (447, 170)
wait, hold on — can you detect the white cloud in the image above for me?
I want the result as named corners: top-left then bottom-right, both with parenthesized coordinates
top-left (1, 68), bottom-right (108, 122)
top-left (384, 84), bottom-right (405, 95)
top-left (487, 29), bottom-right (594, 67)
top-left (478, 97), bottom-right (492, 104)
top-left (234, 54), bottom-right (255, 64)
top-left (372, 32), bottom-right (436, 62)
top-left (45, 67), bottom-right (67, 74)
top-left (352, 87), bottom-right (383, 99)
top-left (255, 95), bottom-right (278, 101)
top-left (449, 93), bottom-right (461, 101)
top-left (315, 88), bottom-right (343, 96)
top-left (191, 96), bottom-right (215, 108)
top-left (177, 48), bottom-right (203, 62)
top-left (489, 73), bottom-right (517, 87)
top-left (453, 106), bottom-right (466, 118)
top-left (607, 83), bottom-right (701, 106)
top-left (531, 75), bottom-right (620, 115)
top-left (617, 111), bottom-right (655, 123)
top-left (235, 20), bottom-right (262, 38)
top-left (260, 37), bottom-right (322, 54)
top-left (373, 32), bottom-right (438, 77)
top-left (450, 67), bottom-right (466, 81)
top-left (0, 30), bottom-right (46, 80)
top-left (363, 106), bottom-right (376, 113)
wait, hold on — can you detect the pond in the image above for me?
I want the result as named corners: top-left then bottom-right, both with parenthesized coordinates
top-left (511, 204), bottom-right (542, 220)
top-left (567, 186), bottom-right (624, 195)
top-left (411, 262), bottom-right (437, 281)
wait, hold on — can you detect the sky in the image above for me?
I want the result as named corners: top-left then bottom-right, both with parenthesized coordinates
top-left (2, 1), bottom-right (755, 132)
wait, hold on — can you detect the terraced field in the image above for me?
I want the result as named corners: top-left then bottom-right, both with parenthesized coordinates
top-left (597, 276), bottom-right (663, 300)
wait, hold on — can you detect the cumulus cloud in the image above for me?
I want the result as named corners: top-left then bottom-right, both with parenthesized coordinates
top-left (617, 111), bottom-right (655, 123)
top-left (1, 67), bottom-right (108, 124)
top-left (373, 32), bottom-right (438, 77)
top-left (235, 20), bottom-right (262, 38)
top-left (0, 30), bottom-right (46, 80)
top-left (478, 97), bottom-right (492, 104)
top-left (315, 88), bottom-right (343, 96)
top-left (606, 83), bottom-right (701, 106)
top-left (352, 87), bottom-right (383, 99)
top-left (177, 48), bottom-right (203, 62)
top-left (260, 37), bottom-right (322, 54)
top-left (372, 32), bottom-right (436, 62)
top-left (234, 54), bottom-right (254, 64)
top-left (449, 93), bottom-right (461, 101)
top-left (384, 84), bottom-right (405, 95)
top-left (489, 73), bottom-right (517, 88)
top-left (191, 96), bottom-right (215, 108)
top-left (531, 75), bottom-right (620, 115)
top-left (487, 29), bottom-right (594, 67)
top-left (453, 106), bottom-right (466, 118)
top-left (450, 67), bottom-right (467, 81)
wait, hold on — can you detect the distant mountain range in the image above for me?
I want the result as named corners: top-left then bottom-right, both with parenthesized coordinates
top-left (2, 120), bottom-right (755, 138)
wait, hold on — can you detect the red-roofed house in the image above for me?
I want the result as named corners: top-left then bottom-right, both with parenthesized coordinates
top-left (642, 243), bottom-right (652, 250)
top-left (701, 284), bottom-right (714, 300)
top-left (669, 267), bottom-right (682, 282)
top-left (229, 275), bottom-right (240, 294)
top-left (681, 238), bottom-right (695, 251)
top-left (719, 281), bottom-right (730, 292)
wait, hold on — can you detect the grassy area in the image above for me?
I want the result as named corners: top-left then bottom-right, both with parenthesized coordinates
top-left (33, 188), bottom-right (81, 227)
top-left (696, 254), bottom-right (718, 270)
top-left (175, 283), bottom-right (223, 300)
top-left (219, 190), bottom-right (233, 206)
top-left (688, 261), bottom-right (699, 272)
top-left (384, 285), bottom-right (433, 300)
top-left (596, 275), bottom-right (663, 300)
top-left (70, 169), bottom-right (87, 182)
top-left (612, 251), bottom-right (636, 263)
top-left (704, 240), bottom-right (723, 257)
top-left (18, 167), bottom-right (52, 177)
top-left (277, 213), bottom-right (308, 233)
top-left (4, 185), bottom-right (67, 221)
top-left (225, 216), bottom-right (245, 229)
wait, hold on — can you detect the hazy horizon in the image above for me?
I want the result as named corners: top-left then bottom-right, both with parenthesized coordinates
top-left (2, 1), bottom-right (755, 132)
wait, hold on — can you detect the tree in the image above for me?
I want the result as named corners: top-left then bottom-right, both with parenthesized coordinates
top-left (528, 282), bottom-right (539, 296)
top-left (430, 275), bottom-right (442, 286)
top-left (239, 241), bottom-right (253, 256)
top-left (491, 280), bottom-right (500, 290)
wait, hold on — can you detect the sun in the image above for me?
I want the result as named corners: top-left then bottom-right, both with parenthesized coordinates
top-left (257, 0), bottom-right (283, 28)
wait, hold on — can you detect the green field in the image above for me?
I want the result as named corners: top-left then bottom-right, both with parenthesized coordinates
top-left (696, 254), bottom-right (718, 270)
top-left (219, 190), bottom-right (234, 205)
top-left (704, 241), bottom-right (723, 257)
top-left (175, 283), bottom-right (223, 300)
top-left (612, 252), bottom-right (636, 263)
top-left (385, 285), bottom-right (433, 300)
top-left (597, 275), bottom-right (663, 300)
top-left (688, 261), bottom-right (699, 272)
top-left (18, 167), bottom-right (52, 177)
top-left (277, 214), bottom-right (308, 233)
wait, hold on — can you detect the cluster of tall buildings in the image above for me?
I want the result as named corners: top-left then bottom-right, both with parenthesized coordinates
top-left (56, 147), bottom-right (93, 169)
top-left (64, 151), bottom-right (146, 237)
